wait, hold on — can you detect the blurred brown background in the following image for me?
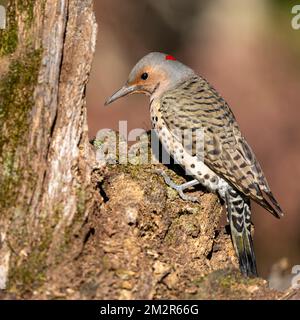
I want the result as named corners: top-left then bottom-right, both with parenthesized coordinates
top-left (87, 0), bottom-right (300, 278)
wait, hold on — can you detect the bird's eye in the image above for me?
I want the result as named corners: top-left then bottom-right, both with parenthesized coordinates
top-left (141, 72), bottom-right (148, 80)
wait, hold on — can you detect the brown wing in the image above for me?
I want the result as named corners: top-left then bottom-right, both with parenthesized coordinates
top-left (160, 76), bottom-right (283, 218)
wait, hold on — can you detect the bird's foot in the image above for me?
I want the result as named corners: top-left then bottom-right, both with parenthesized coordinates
top-left (155, 169), bottom-right (200, 203)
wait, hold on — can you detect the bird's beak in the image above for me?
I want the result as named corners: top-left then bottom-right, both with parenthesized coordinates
top-left (105, 85), bottom-right (137, 106)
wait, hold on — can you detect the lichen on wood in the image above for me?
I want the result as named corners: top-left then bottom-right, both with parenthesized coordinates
top-left (0, 0), bottom-right (97, 294)
top-left (0, 2), bottom-right (18, 56)
top-left (0, 49), bottom-right (42, 213)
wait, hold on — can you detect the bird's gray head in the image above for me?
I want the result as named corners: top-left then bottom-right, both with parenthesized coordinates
top-left (105, 52), bottom-right (195, 105)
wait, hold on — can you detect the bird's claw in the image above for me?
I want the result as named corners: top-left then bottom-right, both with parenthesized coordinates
top-left (177, 189), bottom-right (199, 202)
top-left (154, 169), bottom-right (200, 203)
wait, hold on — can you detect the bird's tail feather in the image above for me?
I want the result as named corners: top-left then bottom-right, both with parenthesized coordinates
top-left (260, 189), bottom-right (283, 219)
top-left (225, 187), bottom-right (258, 277)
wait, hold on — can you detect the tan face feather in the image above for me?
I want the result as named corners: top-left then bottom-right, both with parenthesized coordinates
top-left (127, 66), bottom-right (169, 96)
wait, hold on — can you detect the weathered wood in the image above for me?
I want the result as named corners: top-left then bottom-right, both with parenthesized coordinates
top-left (0, 0), bottom-right (97, 293)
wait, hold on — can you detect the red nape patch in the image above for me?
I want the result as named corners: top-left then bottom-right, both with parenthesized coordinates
top-left (165, 55), bottom-right (176, 61)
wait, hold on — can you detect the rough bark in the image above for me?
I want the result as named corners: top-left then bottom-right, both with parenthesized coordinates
top-left (0, 0), bottom-right (98, 294)
top-left (0, 0), bottom-right (296, 299)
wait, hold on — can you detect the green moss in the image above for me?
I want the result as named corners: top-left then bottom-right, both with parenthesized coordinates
top-left (63, 187), bottom-right (89, 249)
top-left (7, 191), bottom-right (92, 295)
top-left (215, 270), bottom-right (259, 292)
top-left (93, 139), bottom-right (104, 149)
top-left (0, 49), bottom-right (42, 212)
top-left (7, 206), bottom-right (65, 294)
top-left (0, 0), bottom-right (51, 296)
top-left (8, 228), bottom-right (52, 293)
top-left (0, 2), bottom-right (18, 56)
top-left (17, 0), bottom-right (35, 28)
top-left (76, 187), bottom-right (87, 215)
top-left (50, 187), bottom-right (89, 264)
top-left (9, 185), bottom-right (90, 294)
top-left (218, 274), bottom-right (235, 288)
top-left (0, 1), bottom-right (40, 56)
top-left (189, 268), bottom-right (264, 299)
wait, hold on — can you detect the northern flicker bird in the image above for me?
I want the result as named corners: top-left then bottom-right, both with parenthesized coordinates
top-left (105, 52), bottom-right (283, 277)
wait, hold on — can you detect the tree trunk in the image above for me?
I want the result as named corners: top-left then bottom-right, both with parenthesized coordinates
top-left (0, 1), bottom-right (294, 299)
top-left (0, 0), bottom-right (97, 294)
